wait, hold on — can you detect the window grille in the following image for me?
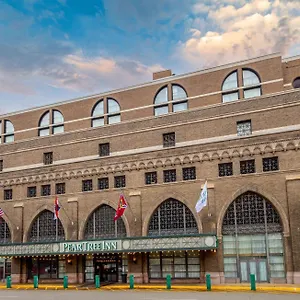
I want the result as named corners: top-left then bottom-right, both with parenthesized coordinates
top-left (219, 163), bottom-right (233, 177)
top-left (163, 169), bottom-right (176, 183)
top-left (29, 210), bottom-right (65, 242)
top-left (263, 157), bottom-right (279, 172)
top-left (0, 160), bottom-right (3, 172)
top-left (84, 205), bottom-right (126, 239)
top-left (237, 120), bottom-right (252, 136)
top-left (82, 179), bottom-right (93, 192)
top-left (163, 132), bottom-right (175, 147)
top-left (4, 189), bottom-right (12, 200)
top-left (98, 178), bottom-right (109, 190)
top-left (148, 198), bottom-right (198, 236)
top-left (182, 167), bottom-right (196, 181)
top-left (114, 175), bottom-right (126, 188)
top-left (240, 160), bottom-right (255, 174)
top-left (27, 186), bottom-right (37, 198)
top-left (55, 183), bottom-right (65, 195)
top-left (44, 152), bottom-right (53, 165)
top-left (145, 172), bottom-right (157, 185)
top-left (41, 184), bottom-right (51, 196)
top-left (0, 219), bottom-right (11, 244)
top-left (99, 143), bottom-right (110, 157)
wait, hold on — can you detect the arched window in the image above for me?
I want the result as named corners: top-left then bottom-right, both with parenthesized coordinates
top-left (222, 192), bottom-right (284, 282)
top-left (84, 205), bottom-right (126, 239)
top-left (292, 77), bottom-right (300, 89)
top-left (154, 85), bottom-right (188, 116)
top-left (222, 71), bottom-right (239, 103)
top-left (0, 218), bottom-right (11, 244)
top-left (91, 98), bottom-right (121, 127)
top-left (148, 198), bottom-right (198, 236)
top-left (38, 110), bottom-right (64, 136)
top-left (0, 120), bottom-right (15, 143)
top-left (242, 69), bottom-right (261, 99)
top-left (29, 210), bottom-right (65, 242)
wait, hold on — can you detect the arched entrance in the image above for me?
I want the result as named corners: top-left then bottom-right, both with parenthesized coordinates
top-left (147, 198), bottom-right (200, 280)
top-left (222, 191), bottom-right (285, 282)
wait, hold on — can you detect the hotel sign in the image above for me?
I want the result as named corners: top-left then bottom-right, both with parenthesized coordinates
top-left (0, 235), bottom-right (217, 257)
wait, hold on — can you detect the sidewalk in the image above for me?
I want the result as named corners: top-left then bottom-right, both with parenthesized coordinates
top-left (0, 283), bottom-right (300, 293)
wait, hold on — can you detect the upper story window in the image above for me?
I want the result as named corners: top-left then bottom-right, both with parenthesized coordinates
top-left (154, 84), bottom-right (188, 116)
top-left (38, 110), bottom-right (64, 136)
top-left (91, 98), bottom-right (121, 127)
top-left (0, 120), bottom-right (15, 144)
top-left (222, 69), bottom-right (261, 103)
top-left (292, 77), bottom-right (300, 89)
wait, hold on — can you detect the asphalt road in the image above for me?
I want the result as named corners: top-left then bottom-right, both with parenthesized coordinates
top-left (0, 290), bottom-right (298, 300)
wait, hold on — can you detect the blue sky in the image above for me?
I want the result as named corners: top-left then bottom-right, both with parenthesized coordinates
top-left (0, 0), bottom-right (299, 114)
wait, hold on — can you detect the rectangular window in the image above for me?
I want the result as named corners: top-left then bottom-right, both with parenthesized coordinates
top-left (82, 179), bottom-right (93, 192)
top-left (240, 159), bottom-right (255, 174)
top-left (145, 172), bottom-right (157, 185)
top-left (55, 183), bottom-right (65, 195)
top-left (219, 162), bottom-right (233, 177)
top-left (163, 169), bottom-right (176, 183)
top-left (99, 143), bottom-right (110, 157)
top-left (182, 167), bottom-right (196, 181)
top-left (27, 186), bottom-right (37, 198)
top-left (263, 157), bottom-right (279, 172)
top-left (4, 189), bottom-right (12, 200)
top-left (114, 175), bottom-right (126, 188)
top-left (43, 152), bottom-right (53, 165)
top-left (237, 120), bottom-right (252, 136)
top-left (163, 132), bottom-right (175, 148)
top-left (0, 160), bottom-right (3, 172)
top-left (98, 178), bottom-right (109, 190)
top-left (41, 184), bottom-right (51, 196)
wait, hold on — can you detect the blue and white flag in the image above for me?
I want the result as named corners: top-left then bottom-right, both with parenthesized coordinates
top-left (195, 181), bottom-right (208, 213)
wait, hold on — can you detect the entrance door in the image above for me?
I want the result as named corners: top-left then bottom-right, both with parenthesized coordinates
top-left (240, 258), bottom-right (268, 282)
top-left (94, 255), bottom-right (119, 283)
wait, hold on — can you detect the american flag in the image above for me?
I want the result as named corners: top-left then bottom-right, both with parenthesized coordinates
top-left (0, 208), bottom-right (4, 217)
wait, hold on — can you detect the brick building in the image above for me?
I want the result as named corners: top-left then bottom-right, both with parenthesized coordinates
top-left (0, 52), bottom-right (300, 284)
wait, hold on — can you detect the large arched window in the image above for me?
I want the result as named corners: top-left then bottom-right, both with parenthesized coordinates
top-left (222, 192), bottom-right (284, 282)
top-left (222, 69), bottom-right (261, 103)
top-left (29, 210), bottom-right (65, 242)
top-left (84, 205), bottom-right (126, 239)
top-left (38, 110), bottom-right (64, 136)
top-left (91, 98), bottom-right (121, 127)
top-left (148, 198), bottom-right (198, 236)
top-left (154, 85), bottom-right (188, 116)
top-left (0, 218), bottom-right (11, 244)
top-left (0, 120), bottom-right (15, 144)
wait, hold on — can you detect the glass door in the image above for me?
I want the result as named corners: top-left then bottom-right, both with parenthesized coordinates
top-left (239, 258), bottom-right (268, 282)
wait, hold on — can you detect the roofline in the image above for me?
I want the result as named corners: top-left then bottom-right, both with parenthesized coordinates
top-left (1, 52), bottom-right (282, 118)
top-left (282, 54), bottom-right (300, 63)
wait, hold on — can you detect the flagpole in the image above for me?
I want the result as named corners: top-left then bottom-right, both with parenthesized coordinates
top-left (205, 179), bottom-right (211, 217)
top-left (120, 188), bottom-right (137, 222)
top-left (56, 218), bottom-right (58, 241)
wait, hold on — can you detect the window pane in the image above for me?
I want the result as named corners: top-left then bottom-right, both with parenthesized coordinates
top-left (39, 128), bottom-right (50, 136)
top-left (173, 101), bottom-right (187, 112)
top-left (243, 70), bottom-right (260, 86)
top-left (4, 121), bottom-right (14, 134)
top-left (40, 112), bottom-right (50, 127)
top-left (155, 105), bottom-right (168, 116)
top-left (53, 125), bottom-right (64, 134)
top-left (4, 135), bottom-right (14, 143)
top-left (155, 87), bottom-right (168, 104)
top-left (172, 85), bottom-right (187, 100)
top-left (222, 72), bottom-right (238, 91)
top-left (93, 101), bottom-right (104, 116)
top-left (244, 87), bottom-right (261, 99)
top-left (53, 111), bottom-right (64, 124)
top-left (108, 114), bottom-right (121, 124)
top-left (108, 99), bottom-right (120, 113)
top-left (222, 92), bottom-right (239, 103)
top-left (92, 118), bottom-right (104, 127)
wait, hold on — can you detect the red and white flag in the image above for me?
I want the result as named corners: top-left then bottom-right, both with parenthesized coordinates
top-left (114, 194), bottom-right (128, 221)
top-left (0, 208), bottom-right (4, 218)
top-left (54, 197), bottom-right (60, 220)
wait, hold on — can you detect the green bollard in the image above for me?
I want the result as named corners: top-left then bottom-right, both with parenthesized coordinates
top-left (33, 275), bottom-right (38, 289)
top-left (129, 274), bottom-right (134, 289)
top-left (250, 274), bottom-right (256, 291)
top-left (95, 275), bottom-right (100, 289)
top-left (63, 275), bottom-right (68, 289)
top-left (6, 276), bottom-right (11, 289)
top-left (166, 274), bottom-right (171, 290)
top-left (206, 274), bottom-right (211, 291)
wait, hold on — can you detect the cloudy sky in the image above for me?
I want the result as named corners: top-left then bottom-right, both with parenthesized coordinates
top-left (1, 0), bottom-right (300, 114)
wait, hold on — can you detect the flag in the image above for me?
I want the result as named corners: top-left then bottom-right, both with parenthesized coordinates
top-left (54, 197), bottom-right (60, 220)
top-left (0, 208), bottom-right (4, 218)
top-left (114, 194), bottom-right (128, 221)
top-left (195, 181), bottom-right (208, 213)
